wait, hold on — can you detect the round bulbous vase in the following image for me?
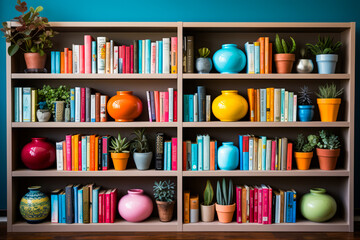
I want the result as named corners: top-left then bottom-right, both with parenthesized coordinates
top-left (296, 59), bottom-right (314, 73)
top-left (300, 188), bottom-right (337, 222)
top-left (36, 109), bottom-right (51, 122)
top-left (21, 138), bottom-right (56, 170)
top-left (217, 142), bottom-right (239, 170)
top-left (118, 189), bottom-right (153, 222)
top-left (107, 91), bottom-right (143, 122)
top-left (213, 44), bottom-right (246, 73)
top-left (212, 90), bottom-right (248, 122)
top-left (196, 57), bottom-right (213, 73)
top-left (316, 54), bottom-right (338, 74)
top-left (19, 186), bottom-right (50, 223)
top-left (298, 105), bottom-right (315, 122)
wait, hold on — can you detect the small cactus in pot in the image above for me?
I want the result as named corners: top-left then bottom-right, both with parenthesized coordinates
top-left (196, 47), bottom-right (212, 74)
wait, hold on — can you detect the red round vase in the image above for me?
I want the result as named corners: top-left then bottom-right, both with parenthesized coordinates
top-left (107, 91), bottom-right (143, 122)
top-left (21, 138), bottom-right (56, 170)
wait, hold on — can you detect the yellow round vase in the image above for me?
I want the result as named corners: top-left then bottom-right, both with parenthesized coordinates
top-left (212, 90), bottom-right (248, 121)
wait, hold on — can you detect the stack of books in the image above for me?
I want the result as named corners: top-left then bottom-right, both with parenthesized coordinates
top-left (154, 133), bottom-right (177, 171)
top-left (244, 37), bottom-right (272, 74)
top-left (184, 86), bottom-right (211, 122)
top-left (183, 191), bottom-right (199, 223)
top-left (146, 88), bottom-right (177, 122)
top-left (13, 87), bottom-right (37, 122)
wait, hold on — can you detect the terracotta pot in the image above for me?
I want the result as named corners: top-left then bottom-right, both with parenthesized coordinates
top-left (274, 53), bottom-right (295, 73)
top-left (107, 91), bottom-right (142, 122)
top-left (24, 53), bottom-right (46, 70)
top-left (21, 138), bottom-right (56, 170)
top-left (295, 152), bottom-right (313, 170)
top-left (156, 200), bottom-right (175, 222)
top-left (215, 203), bottom-right (235, 223)
top-left (111, 152), bottom-right (130, 170)
top-left (201, 204), bottom-right (215, 222)
top-left (317, 98), bottom-right (341, 122)
top-left (316, 148), bottom-right (340, 170)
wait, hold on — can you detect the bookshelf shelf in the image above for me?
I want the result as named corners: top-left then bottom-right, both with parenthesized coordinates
top-left (183, 73), bottom-right (350, 80)
top-left (12, 73), bottom-right (178, 80)
top-left (12, 122), bottom-right (179, 128)
top-left (182, 121), bottom-right (350, 128)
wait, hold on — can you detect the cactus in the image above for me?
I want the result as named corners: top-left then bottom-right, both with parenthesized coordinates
top-left (203, 180), bottom-right (214, 206)
top-left (216, 178), bottom-right (233, 205)
top-left (275, 34), bottom-right (296, 54)
top-left (198, 47), bottom-right (211, 58)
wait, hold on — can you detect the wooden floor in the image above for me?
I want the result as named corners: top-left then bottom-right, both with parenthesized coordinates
top-left (1, 222), bottom-right (360, 239)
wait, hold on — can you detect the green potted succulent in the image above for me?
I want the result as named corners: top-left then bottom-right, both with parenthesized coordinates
top-left (201, 180), bottom-right (215, 222)
top-left (130, 128), bottom-right (153, 170)
top-left (296, 47), bottom-right (314, 73)
top-left (298, 86), bottom-right (315, 122)
top-left (306, 36), bottom-right (342, 74)
top-left (153, 180), bottom-right (176, 222)
top-left (294, 134), bottom-right (318, 170)
top-left (196, 47), bottom-right (212, 74)
top-left (316, 130), bottom-right (341, 170)
top-left (316, 83), bottom-right (344, 122)
top-left (274, 34), bottom-right (296, 73)
top-left (110, 133), bottom-right (130, 171)
top-left (36, 100), bottom-right (51, 122)
top-left (1, 0), bottom-right (57, 72)
top-left (215, 178), bottom-right (235, 223)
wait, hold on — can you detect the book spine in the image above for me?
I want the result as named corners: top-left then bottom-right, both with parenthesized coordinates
top-left (51, 193), bottom-right (59, 223)
top-left (84, 35), bottom-right (92, 73)
top-left (51, 51), bottom-right (56, 73)
top-left (288, 92), bottom-right (294, 122)
top-left (167, 141), bottom-right (171, 170)
top-left (239, 135), bottom-right (243, 170)
top-left (210, 141), bottom-right (215, 170)
top-left (154, 91), bottom-right (160, 122)
top-left (100, 95), bottom-right (108, 122)
top-left (168, 88), bottom-right (174, 122)
top-left (284, 91), bottom-right (289, 122)
top-left (171, 37), bottom-right (178, 73)
top-left (60, 52), bottom-right (65, 73)
top-left (60, 193), bottom-right (66, 223)
top-left (268, 187), bottom-right (273, 224)
top-left (138, 40), bottom-right (142, 74)
top-left (164, 91), bottom-right (169, 122)
top-left (159, 41), bottom-right (163, 74)
top-left (130, 44), bottom-right (134, 73)
top-left (14, 88), bottom-right (19, 122)
top-left (254, 187), bottom-right (258, 223)
top-left (197, 135), bottom-right (203, 171)
top-left (70, 88), bottom-right (75, 122)
top-left (145, 39), bottom-right (151, 73)
top-left (236, 186), bottom-right (242, 223)
top-left (80, 88), bottom-right (86, 122)
top-left (85, 88), bottom-right (91, 122)
top-left (249, 138), bottom-right (253, 170)
top-left (102, 136), bottom-right (109, 170)
top-left (254, 42), bottom-right (260, 74)
top-left (73, 186), bottom-right (78, 223)
top-left (260, 89), bottom-right (266, 122)
top-left (249, 43), bottom-right (255, 74)
top-left (105, 42), bottom-right (111, 74)
top-left (248, 88), bottom-right (255, 122)
top-left (197, 86), bottom-right (206, 122)
top-left (83, 187), bottom-right (89, 223)
top-left (134, 40), bottom-right (138, 73)
top-left (55, 51), bottom-right (60, 74)
top-left (150, 91), bottom-right (156, 121)
top-left (171, 137), bottom-right (177, 171)
top-left (203, 135), bottom-right (210, 171)
top-left (266, 140), bottom-right (272, 170)
top-left (188, 95), bottom-right (194, 122)
top-left (270, 88), bottom-right (274, 121)
top-left (82, 136), bottom-right (87, 171)
top-left (31, 89), bottom-right (37, 122)
top-left (266, 88), bottom-right (271, 121)
top-left (261, 136), bottom-right (267, 171)
top-left (146, 91), bottom-right (152, 122)
top-left (281, 88), bottom-right (285, 122)
top-left (90, 95), bottom-right (95, 122)
top-left (110, 40), bottom-right (114, 73)
top-left (184, 191), bottom-right (190, 223)
top-left (190, 195), bottom-right (199, 223)
top-left (271, 140), bottom-right (276, 170)
top-left (91, 41), bottom-right (97, 73)
top-left (155, 133), bottom-right (164, 170)
top-left (186, 36), bottom-right (194, 73)
top-left (151, 42), bottom-right (156, 74)
top-left (293, 95), bottom-right (297, 122)
top-left (78, 189), bottom-right (83, 223)
top-left (72, 46), bottom-right (77, 74)
top-left (205, 95), bottom-right (211, 122)
top-left (64, 48), bottom-right (69, 73)
top-left (125, 46), bottom-right (130, 73)
top-left (79, 45), bottom-right (85, 73)
top-left (65, 186), bottom-right (74, 223)
top-left (258, 188), bottom-right (263, 223)
top-left (92, 188), bottom-right (99, 223)
top-left (159, 92), bottom-right (164, 122)
top-left (22, 87), bottom-right (31, 122)
top-left (274, 88), bottom-right (281, 122)
top-left (56, 142), bottom-right (64, 171)
top-left (155, 41), bottom-right (159, 73)
top-left (191, 143), bottom-right (198, 171)
top-left (141, 41), bottom-right (145, 73)
top-left (164, 141), bottom-right (168, 170)
top-left (250, 188), bottom-right (254, 222)
top-left (97, 37), bottom-right (106, 74)
top-left (65, 135), bottom-right (72, 171)
top-left (162, 38), bottom-right (170, 73)
top-left (98, 193), bottom-right (103, 223)
top-left (194, 94), bottom-right (199, 122)
top-left (75, 87), bottom-right (81, 122)
top-left (259, 37), bottom-right (265, 74)
top-left (243, 136), bottom-right (249, 170)
top-left (110, 190), bottom-right (117, 223)
top-left (95, 93), bottom-right (100, 122)
top-left (287, 142), bottom-right (293, 170)
top-left (114, 46), bottom-right (119, 73)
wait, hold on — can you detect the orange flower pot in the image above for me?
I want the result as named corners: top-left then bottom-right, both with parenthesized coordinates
top-left (24, 53), bottom-right (46, 70)
top-left (274, 53), bottom-right (295, 73)
top-left (316, 148), bottom-right (340, 170)
top-left (111, 152), bottom-right (130, 170)
top-left (107, 91), bottom-right (143, 122)
top-left (215, 203), bottom-right (235, 223)
top-left (317, 98), bottom-right (341, 122)
top-left (295, 152), bottom-right (313, 170)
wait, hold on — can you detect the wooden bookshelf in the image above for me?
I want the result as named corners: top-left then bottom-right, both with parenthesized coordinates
top-left (6, 22), bottom-right (355, 233)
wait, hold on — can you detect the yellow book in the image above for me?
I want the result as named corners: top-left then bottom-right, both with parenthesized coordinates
top-left (31, 89), bottom-right (37, 122)
top-left (73, 134), bottom-right (79, 171)
top-left (87, 136), bottom-right (90, 171)
top-left (184, 191), bottom-right (190, 223)
top-left (266, 88), bottom-right (271, 121)
top-left (270, 88), bottom-right (274, 122)
top-left (277, 138), bottom-right (282, 170)
top-left (257, 138), bottom-right (262, 170)
top-left (95, 136), bottom-right (99, 171)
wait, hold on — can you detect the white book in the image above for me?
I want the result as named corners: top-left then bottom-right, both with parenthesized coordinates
top-left (168, 88), bottom-right (174, 122)
top-left (257, 138), bottom-right (262, 171)
top-left (97, 37), bottom-right (107, 74)
top-left (249, 138), bottom-right (254, 170)
top-left (146, 91), bottom-right (152, 121)
top-left (86, 136), bottom-right (91, 170)
top-left (114, 46), bottom-right (118, 73)
top-left (245, 185), bottom-right (250, 223)
top-left (110, 40), bottom-right (114, 74)
top-left (162, 38), bottom-right (170, 73)
top-left (75, 45), bottom-right (80, 74)
top-left (276, 194), bottom-right (281, 223)
top-left (274, 88), bottom-right (281, 122)
top-left (142, 40), bottom-right (145, 74)
top-left (203, 134), bottom-right (210, 171)
top-left (293, 94), bottom-right (297, 122)
top-left (75, 87), bottom-right (81, 122)
top-left (253, 138), bottom-right (258, 170)
top-left (193, 93), bottom-right (198, 122)
top-left (206, 95), bottom-right (211, 122)
top-left (284, 91), bottom-right (289, 122)
top-left (155, 41), bottom-right (159, 73)
top-left (266, 140), bottom-right (272, 170)
top-left (22, 87), bottom-right (31, 122)
top-left (19, 87), bottom-right (23, 122)
top-left (90, 95), bottom-right (95, 122)
top-left (150, 42), bottom-right (156, 74)
top-left (72, 44), bottom-right (78, 74)
top-left (56, 141), bottom-right (63, 171)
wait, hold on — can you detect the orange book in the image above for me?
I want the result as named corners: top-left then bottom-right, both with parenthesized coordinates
top-left (242, 186), bottom-right (247, 223)
top-left (71, 135), bottom-right (75, 170)
top-left (63, 141), bottom-right (67, 171)
top-left (183, 141), bottom-right (187, 170)
top-left (254, 89), bottom-right (257, 122)
top-left (210, 141), bottom-right (215, 170)
top-left (73, 134), bottom-right (79, 171)
top-left (95, 136), bottom-right (99, 171)
top-left (64, 48), bottom-right (69, 73)
top-left (256, 89), bottom-right (260, 122)
top-left (270, 88), bottom-right (274, 121)
top-left (184, 191), bottom-right (190, 223)
top-left (257, 37), bottom-right (265, 74)
top-left (68, 50), bottom-right (73, 73)
top-left (265, 37), bottom-right (269, 74)
top-left (247, 88), bottom-right (255, 122)
top-left (269, 43), bottom-right (273, 73)
top-left (60, 52), bottom-right (65, 73)
top-left (90, 135), bottom-right (95, 171)
top-left (266, 88), bottom-right (271, 122)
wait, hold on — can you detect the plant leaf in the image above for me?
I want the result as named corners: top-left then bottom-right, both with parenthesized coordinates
top-left (8, 44), bottom-right (19, 56)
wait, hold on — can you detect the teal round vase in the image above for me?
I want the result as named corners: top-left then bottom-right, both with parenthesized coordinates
top-left (300, 188), bottom-right (337, 222)
top-left (213, 44), bottom-right (246, 73)
top-left (20, 186), bottom-right (50, 223)
top-left (217, 142), bottom-right (239, 170)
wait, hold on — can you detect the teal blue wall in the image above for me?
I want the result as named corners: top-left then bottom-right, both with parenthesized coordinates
top-left (1, 0), bottom-right (359, 210)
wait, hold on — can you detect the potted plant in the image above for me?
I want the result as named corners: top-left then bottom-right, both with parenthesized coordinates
top-left (316, 83), bottom-right (344, 122)
top-left (274, 34), bottom-right (296, 73)
top-left (110, 133), bottom-right (130, 170)
top-left (294, 134), bottom-right (318, 170)
top-left (306, 36), bottom-right (342, 74)
top-left (296, 48), bottom-right (314, 73)
top-left (215, 178), bottom-right (235, 223)
top-left (130, 128), bottom-right (153, 170)
top-left (200, 180), bottom-right (215, 222)
top-left (298, 86), bottom-right (315, 122)
top-left (196, 47), bottom-right (212, 74)
top-left (36, 101), bottom-right (51, 122)
top-left (1, 1), bottom-right (57, 72)
top-left (153, 180), bottom-right (175, 222)
top-left (316, 130), bottom-right (341, 170)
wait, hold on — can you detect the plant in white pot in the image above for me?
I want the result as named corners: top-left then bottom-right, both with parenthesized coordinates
top-left (130, 128), bottom-right (153, 170)
top-left (201, 180), bottom-right (215, 222)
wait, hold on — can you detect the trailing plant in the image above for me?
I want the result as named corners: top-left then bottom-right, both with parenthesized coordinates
top-left (198, 47), bottom-right (210, 58)
top-left (203, 180), bottom-right (214, 206)
top-left (1, 0), bottom-right (58, 56)
top-left (216, 178), bottom-right (233, 206)
top-left (316, 83), bottom-right (344, 98)
top-left (317, 130), bottom-right (341, 150)
top-left (275, 34), bottom-right (296, 54)
top-left (110, 133), bottom-right (130, 153)
top-left (130, 128), bottom-right (150, 153)
top-left (153, 180), bottom-right (175, 202)
top-left (298, 86), bottom-right (313, 105)
top-left (37, 85), bottom-right (70, 114)
top-left (306, 36), bottom-right (342, 55)
top-left (295, 134), bottom-right (318, 152)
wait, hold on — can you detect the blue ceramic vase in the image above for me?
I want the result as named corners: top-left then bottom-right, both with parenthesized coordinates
top-left (298, 105), bottom-right (315, 122)
top-left (217, 142), bottom-right (239, 170)
top-left (19, 186), bottom-right (50, 223)
top-left (213, 44), bottom-right (246, 74)
top-left (316, 54), bottom-right (338, 74)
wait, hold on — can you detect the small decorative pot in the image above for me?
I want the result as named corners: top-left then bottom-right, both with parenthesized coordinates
top-left (156, 200), bottom-right (175, 222)
top-left (20, 186), bottom-right (50, 223)
top-left (196, 58), bottom-right (212, 73)
top-left (298, 105), bottom-right (315, 122)
top-left (200, 204), bottom-right (215, 222)
top-left (24, 53), bottom-right (46, 70)
top-left (274, 53), bottom-right (295, 73)
top-left (36, 109), bottom-right (51, 122)
top-left (316, 148), bottom-right (340, 170)
top-left (317, 98), bottom-right (341, 122)
top-left (212, 44), bottom-right (246, 73)
top-left (21, 138), bottom-right (56, 170)
top-left (54, 101), bottom-right (65, 122)
top-left (215, 203), bottom-right (235, 223)
top-left (111, 152), bottom-right (130, 170)
top-left (217, 142), bottom-right (239, 170)
top-left (212, 90), bottom-right (248, 121)
top-left (296, 59), bottom-right (314, 73)
top-left (107, 91), bottom-right (143, 122)
top-left (316, 54), bottom-right (338, 74)
top-left (133, 152), bottom-right (153, 170)
top-left (118, 189), bottom-right (153, 222)
top-left (294, 152), bottom-right (313, 170)
top-left (64, 107), bottom-right (71, 122)
top-left (300, 188), bottom-right (337, 222)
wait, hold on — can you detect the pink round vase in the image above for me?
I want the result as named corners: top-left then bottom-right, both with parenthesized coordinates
top-left (118, 189), bottom-right (153, 222)
top-left (21, 138), bottom-right (56, 170)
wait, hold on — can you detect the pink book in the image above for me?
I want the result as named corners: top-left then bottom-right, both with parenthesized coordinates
top-left (110, 189), bottom-right (117, 223)
top-left (236, 186), bottom-right (242, 223)
top-left (121, 45), bottom-right (126, 73)
top-left (64, 48), bottom-right (69, 73)
top-left (105, 190), bottom-right (111, 223)
top-left (151, 42), bottom-right (156, 73)
top-left (114, 46), bottom-right (119, 73)
top-left (159, 92), bottom-right (164, 122)
top-left (78, 140), bottom-right (82, 171)
top-left (125, 46), bottom-right (130, 73)
top-left (262, 185), bottom-right (269, 224)
top-left (258, 187), bottom-right (263, 224)
top-left (271, 140), bottom-right (276, 170)
top-left (171, 137), bottom-right (177, 171)
top-left (173, 90), bottom-right (177, 122)
top-left (130, 45), bottom-right (134, 73)
top-left (84, 35), bottom-right (92, 73)
top-left (98, 192), bottom-right (104, 223)
top-left (164, 91), bottom-right (169, 122)
top-left (80, 88), bottom-right (86, 122)
top-left (65, 135), bottom-right (72, 171)
top-left (79, 45), bottom-right (85, 74)
top-left (254, 187), bottom-right (258, 223)
top-left (171, 37), bottom-right (178, 73)
top-left (268, 186), bottom-right (272, 224)
top-left (102, 137), bottom-right (108, 170)
top-left (249, 187), bottom-right (254, 223)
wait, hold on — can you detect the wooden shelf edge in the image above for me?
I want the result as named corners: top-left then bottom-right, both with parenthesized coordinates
top-left (11, 73), bottom-right (177, 79)
top-left (12, 122), bottom-right (179, 128)
top-left (183, 73), bottom-right (350, 80)
top-left (182, 121), bottom-right (350, 128)
top-left (182, 170), bottom-right (349, 177)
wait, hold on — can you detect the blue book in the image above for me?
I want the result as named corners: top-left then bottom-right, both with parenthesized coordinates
top-left (184, 95), bottom-right (189, 122)
top-left (159, 41), bottom-right (163, 74)
top-left (243, 136), bottom-right (249, 171)
top-left (14, 88), bottom-right (19, 122)
top-left (244, 42), bottom-right (249, 73)
top-left (164, 141), bottom-right (168, 170)
top-left (284, 191), bottom-right (288, 223)
top-left (260, 89), bottom-right (266, 122)
top-left (55, 51), bottom-right (60, 73)
top-left (254, 43), bottom-right (260, 74)
top-left (197, 135), bottom-right (203, 171)
top-left (92, 187), bottom-right (100, 223)
top-left (191, 143), bottom-right (198, 171)
top-left (61, 192), bottom-right (66, 223)
top-left (81, 136), bottom-right (87, 171)
top-left (51, 51), bottom-right (56, 73)
top-left (73, 184), bottom-right (79, 223)
top-left (239, 135), bottom-right (243, 170)
top-left (167, 141), bottom-right (171, 171)
top-left (145, 39), bottom-right (151, 73)
top-left (292, 190), bottom-right (297, 223)
top-left (70, 88), bottom-right (75, 122)
top-left (261, 136), bottom-right (267, 170)
top-left (78, 188), bottom-right (83, 223)
top-left (215, 141), bottom-right (218, 170)
top-left (51, 189), bottom-right (60, 223)
top-left (286, 191), bottom-right (293, 223)
top-left (91, 41), bottom-right (97, 73)
top-left (188, 95), bottom-right (194, 122)
top-left (138, 40), bottom-right (143, 74)
top-left (58, 192), bottom-right (63, 223)
top-left (197, 86), bottom-right (206, 122)
top-left (22, 87), bottom-right (31, 122)
top-left (288, 92), bottom-right (294, 122)
top-left (281, 88), bottom-right (285, 122)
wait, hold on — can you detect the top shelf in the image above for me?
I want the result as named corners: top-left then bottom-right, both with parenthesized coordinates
top-left (183, 74), bottom-right (350, 80)
top-left (11, 73), bottom-right (177, 80)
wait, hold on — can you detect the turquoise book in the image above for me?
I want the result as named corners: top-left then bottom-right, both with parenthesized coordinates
top-left (197, 135), bottom-right (204, 171)
top-left (14, 88), bottom-right (19, 122)
top-left (260, 89), bottom-right (266, 122)
top-left (92, 187), bottom-right (100, 223)
top-left (22, 87), bottom-right (31, 122)
top-left (244, 42), bottom-right (249, 73)
top-left (191, 143), bottom-right (198, 171)
top-left (214, 141), bottom-right (218, 170)
top-left (239, 135), bottom-right (243, 170)
top-left (167, 141), bottom-right (171, 171)
top-left (51, 51), bottom-right (56, 73)
top-left (138, 40), bottom-right (142, 74)
top-left (281, 88), bottom-right (285, 122)
top-left (164, 141), bottom-right (168, 170)
top-left (188, 95), bottom-right (194, 122)
top-left (145, 39), bottom-right (151, 73)
top-left (203, 135), bottom-right (210, 171)
top-left (184, 95), bottom-right (189, 122)
top-left (58, 192), bottom-right (63, 223)
top-left (91, 41), bottom-right (97, 73)
top-left (288, 92), bottom-right (294, 122)
top-left (261, 136), bottom-right (267, 170)
top-left (78, 188), bottom-right (83, 223)
top-left (242, 135), bottom-right (249, 171)
top-left (51, 189), bottom-right (60, 223)
top-left (55, 51), bottom-right (60, 73)
top-left (60, 192), bottom-right (66, 223)
top-left (73, 184), bottom-right (80, 223)
top-left (159, 41), bottom-right (163, 74)
top-left (70, 88), bottom-right (75, 122)
top-left (255, 43), bottom-right (260, 74)
top-left (81, 136), bottom-right (87, 171)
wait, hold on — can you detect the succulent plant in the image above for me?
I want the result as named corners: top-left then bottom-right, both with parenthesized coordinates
top-left (316, 83), bottom-right (344, 98)
top-left (216, 178), bottom-right (233, 206)
top-left (295, 134), bottom-right (318, 152)
top-left (275, 34), bottom-right (296, 54)
top-left (130, 128), bottom-right (150, 153)
top-left (198, 47), bottom-right (210, 58)
top-left (306, 36), bottom-right (342, 55)
top-left (317, 130), bottom-right (341, 150)
top-left (203, 180), bottom-right (214, 206)
top-left (153, 180), bottom-right (175, 202)
top-left (298, 86), bottom-right (313, 105)
top-left (110, 133), bottom-right (130, 153)
top-left (300, 47), bottom-right (310, 59)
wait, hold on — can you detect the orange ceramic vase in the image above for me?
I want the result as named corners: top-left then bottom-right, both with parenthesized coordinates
top-left (317, 98), bottom-right (341, 122)
top-left (295, 152), bottom-right (313, 170)
top-left (107, 91), bottom-right (142, 122)
top-left (215, 203), bottom-right (235, 223)
top-left (274, 53), bottom-right (295, 73)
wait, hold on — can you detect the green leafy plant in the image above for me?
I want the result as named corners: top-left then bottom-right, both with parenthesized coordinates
top-left (317, 130), bottom-right (341, 150)
top-left (1, 0), bottom-right (58, 56)
top-left (306, 36), bottom-right (342, 55)
top-left (37, 85), bottom-right (70, 114)
top-left (316, 83), bottom-right (344, 98)
top-left (153, 180), bottom-right (175, 202)
top-left (110, 133), bottom-right (130, 153)
top-left (216, 178), bottom-right (233, 205)
top-left (300, 47), bottom-right (310, 59)
top-left (295, 134), bottom-right (318, 152)
top-left (130, 128), bottom-right (150, 153)
top-left (203, 180), bottom-right (214, 206)
top-left (275, 34), bottom-right (296, 54)
top-left (298, 86), bottom-right (313, 105)
top-left (198, 47), bottom-right (210, 58)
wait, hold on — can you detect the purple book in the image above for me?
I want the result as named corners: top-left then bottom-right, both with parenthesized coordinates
top-left (150, 91), bottom-right (156, 121)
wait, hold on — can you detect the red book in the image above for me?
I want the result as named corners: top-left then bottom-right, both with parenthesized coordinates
top-left (68, 50), bottom-right (73, 73)
top-left (79, 45), bottom-right (85, 74)
top-left (254, 187), bottom-right (258, 223)
top-left (154, 91), bottom-right (160, 122)
top-left (130, 45), bottom-right (134, 73)
top-left (84, 35), bottom-right (92, 73)
top-left (171, 137), bottom-right (177, 171)
top-left (287, 143), bottom-right (293, 170)
top-left (236, 186), bottom-right (242, 223)
top-left (64, 48), bottom-right (69, 73)
top-left (271, 140), bottom-right (276, 170)
top-left (102, 136), bottom-right (109, 171)
top-left (262, 185), bottom-right (269, 224)
top-left (210, 141), bottom-right (215, 171)
top-left (78, 140), bottom-right (82, 171)
top-left (249, 187), bottom-right (254, 223)
top-left (164, 92), bottom-right (169, 122)
top-left (121, 45), bottom-right (126, 73)
top-left (110, 189), bottom-right (117, 223)
top-left (258, 187), bottom-right (263, 224)
top-left (183, 141), bottom-right (187, 171)
top-left (98, 190), bottom-right (105, 223)
top-left (243, 135), bottom-right (249, 165)
top-left (118, 46), bottom-right (122, 73)
top-left (173, 90), bottom-right (177, 122)
top-left (95, 93), bottom-right (100, 122)
top-left (268, 186), bottom-right (273, 224)
top-left (125, 46), bottom-right (130, 73)
top-left (105, 190), bottom-right (111, 223)
top-left (80, 88), bottom-right (86, 122)
top-left (65, 135), bottom-right (72, 171)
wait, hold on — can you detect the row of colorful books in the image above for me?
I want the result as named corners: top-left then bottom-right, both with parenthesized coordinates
top-left (51, 184), bottom-right (117, 224)
top-left (162, 137), bottom-right (178, 171)
top-left (51, 35), bottom-right (178, 74)
top-left (184, 86), bottom-right (211, 122)
top-left (146, 88), bottom-right (177, 122)
top-left (247, 88), bottom-right (297, 122)
top-left (244, 37), bottom-right (273, 74)
top-left (13, 87), bottom-right (36, 122)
